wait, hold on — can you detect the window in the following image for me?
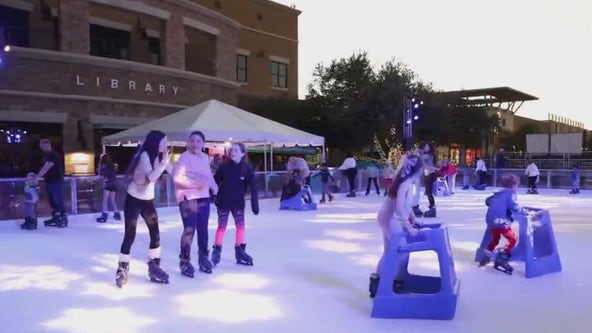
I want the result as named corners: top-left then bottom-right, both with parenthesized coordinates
top-left (237, 54), bottom-right (248, 82)
top-left (148, 37), bottom-right (161, 65)
top-left (501, 119), bottom-right (506, 127)
top-left (271, 61), bottom-right (287, 88)
top-left (90, 24), bottom-right (131, 60)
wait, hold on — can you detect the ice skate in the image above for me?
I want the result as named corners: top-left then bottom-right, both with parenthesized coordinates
top-left (115, 261), bottom-right (129, 288)
top-left (478, 250), bottom-right (493, 267)
top-left (198, 251), bottom-right (213, 273)
top-left (493, 251), bottom-right (513, 275)
top-left (113, 212), bottom-right (122, 221)
top-left (20, 217), bottom-right (38, 230)
top-left (412, 206), bottom-right (424, 218)
top-left (235, 244), bottom-right (253, 266)
top-left (423, 207), bottom-right (436, 218)
top-left (96, 212), bottom-right (108, 223)
top-left (211, 245), bottom-right (222, 266)
top-left (56, 214), bottom-right (68, 228)
top-left (44, 212), bottom-right (60, 227)
top-left (369, 273), bottom-right (379, 298)
top-left (148, 258), bottom-right (169, 283)
top-left (179, 257), bottom-right (195, 278)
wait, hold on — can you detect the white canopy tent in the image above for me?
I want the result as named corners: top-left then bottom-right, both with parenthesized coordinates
top-left (101, 99), bottom-right (326, 173)
top-left (101, 99), bottom-right (324, 147)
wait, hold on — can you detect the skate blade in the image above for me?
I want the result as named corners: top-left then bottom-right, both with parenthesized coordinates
top-left (199, 267), bottom-right (212, 274)
top-left (236, 261), bottom-right (254, 266)
top-left (150, 277), bottom-right (170, 284)
top-left (493, 266), bottom-right (513, 275)
top-left (181, 271), bottom-right (195, 278)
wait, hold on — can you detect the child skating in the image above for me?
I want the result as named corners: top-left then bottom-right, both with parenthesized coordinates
top-left (369, 154), bottom-right (423, 298)
top-left (315, 162), bottom-right (334, 203)
top-left (479, 174), bottom-right (529, 275)
top-left (212, 142), bottom-right (259, 266)
top-left (20, 172), bottom-right (40, 230)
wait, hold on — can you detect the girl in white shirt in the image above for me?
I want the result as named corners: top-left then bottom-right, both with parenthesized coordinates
top-left (369, 154), bottom-right (424, 298)
top-left (116, 130), bottom-right (172, 288)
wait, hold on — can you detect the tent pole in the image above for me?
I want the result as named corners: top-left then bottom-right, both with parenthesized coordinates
top-left (270, 144), bottom-right (274, 171)
top-left (322, 143), bottom-right (326, 161)
top-left (263, 144), bottom-right (269, 196)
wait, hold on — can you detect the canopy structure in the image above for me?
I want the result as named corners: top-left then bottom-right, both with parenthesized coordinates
top-left (101, 99), bottom-right (325, 147)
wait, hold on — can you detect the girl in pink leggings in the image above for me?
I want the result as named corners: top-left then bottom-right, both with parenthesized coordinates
top-left (212, 142), bottom-right (259, 266)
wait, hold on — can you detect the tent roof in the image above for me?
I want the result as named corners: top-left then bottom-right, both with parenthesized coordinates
top-left (101, 99), bottom-right (325, 147)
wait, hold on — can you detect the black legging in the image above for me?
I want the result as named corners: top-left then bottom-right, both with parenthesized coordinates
top-left (120, 193), bottom-right (160, 255)
top-left (179, 198), bottom-right (211, 258)
top-left (424, 173), bottom-right (436, 209)
top-left (344, 168), bottom-right (357, 192)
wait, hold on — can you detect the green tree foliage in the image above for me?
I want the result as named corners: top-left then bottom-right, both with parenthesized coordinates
top-left (306, 52), bottom-right (377, 151)
top-left (248, 51), bottom-right (504, 156)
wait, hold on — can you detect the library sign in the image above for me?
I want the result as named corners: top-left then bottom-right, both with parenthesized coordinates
top-left (74, 75), bottom-right (180, 96)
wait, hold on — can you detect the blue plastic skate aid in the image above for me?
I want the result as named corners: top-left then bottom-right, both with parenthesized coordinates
top-left (279, 189), bottom-right (317, 211)
top-left (433, 178), bottom-right (451, 196)
top-left (519, 207), bottom-right (562, 278)
top-left (474, 207), bottom-right (562, 278)
top-left (371, 226), bottom-right (460, 320)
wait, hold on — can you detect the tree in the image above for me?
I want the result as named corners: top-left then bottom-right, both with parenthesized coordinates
top-left (306, 52), bottom-right (376, 151)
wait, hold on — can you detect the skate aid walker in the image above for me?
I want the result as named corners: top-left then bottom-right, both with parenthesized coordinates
top-left (474, 207), bottom-right (562, 278)
top-left (371, 224), bottom-right (460, 320)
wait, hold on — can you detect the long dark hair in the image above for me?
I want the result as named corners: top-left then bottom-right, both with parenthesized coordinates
top-left (99, 153), bottom-right (115, 170)
top-left (125, 130), bottom-right (166, 177)
top-left (418, 141), bottom-right (436, 166)
top-left (232, 142), bottom-right (251, 173)
top-left (188, 130), bottom-right (206, 153)
top-left (388, 154), bottom-right (424, 198)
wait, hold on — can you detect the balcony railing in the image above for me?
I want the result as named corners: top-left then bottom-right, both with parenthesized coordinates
top-left (0, 168), bottom-right (589, 221)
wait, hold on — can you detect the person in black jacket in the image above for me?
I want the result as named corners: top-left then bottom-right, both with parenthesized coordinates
top-left (212, 142), bottom-right (259, 266)
top-left (34, 139), bottom-right (67, 227)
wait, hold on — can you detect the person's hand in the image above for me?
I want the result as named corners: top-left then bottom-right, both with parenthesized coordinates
top-left (161, 148), bottom-right (171, 165)
top-left (406, 225), bottom-right (419, 236)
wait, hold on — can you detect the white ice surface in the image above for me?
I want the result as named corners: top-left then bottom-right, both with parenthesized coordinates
top-left (1, 188), bottom-right (591, 333)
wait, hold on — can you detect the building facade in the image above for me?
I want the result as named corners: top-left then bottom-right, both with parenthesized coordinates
top-left (0, 0), bottom-right (300, 167)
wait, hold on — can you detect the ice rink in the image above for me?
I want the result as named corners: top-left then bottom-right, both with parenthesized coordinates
top-left (1, 188), bottom-right (591, 333)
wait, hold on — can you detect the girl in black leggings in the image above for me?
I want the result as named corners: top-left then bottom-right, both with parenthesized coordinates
top-left (115, 130), bottom-right (172, 288)
top-left (412, 142), bottom-right (438, 218)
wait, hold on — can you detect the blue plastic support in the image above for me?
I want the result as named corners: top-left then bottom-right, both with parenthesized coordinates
top-left (279, 187), bottom-right (317, 211)
top-left (474, 207), bottom-right (562, 278)
top-left (371, 226), bottom-right (460, 320)
top-left (433, 178), bottom-right (451, 196)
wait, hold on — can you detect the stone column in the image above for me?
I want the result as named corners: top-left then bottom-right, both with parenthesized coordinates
top-left (161, 11), bottom-right (185, 69)
top-left (58, 0), bottom-right (90, 54)
top-left (216, 32), bottom-right (237, 81)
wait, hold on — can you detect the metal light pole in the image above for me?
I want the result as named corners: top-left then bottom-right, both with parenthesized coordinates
top-left (403, 95), bottom-right (423, 152)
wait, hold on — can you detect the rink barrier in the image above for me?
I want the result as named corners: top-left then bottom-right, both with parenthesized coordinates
top-left (0, 168), bottom-right (590, 220)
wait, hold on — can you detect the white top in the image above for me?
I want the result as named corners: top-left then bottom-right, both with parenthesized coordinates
top-left (127, 152), bottom-right (169, 201)
top-left (172, 150), bottom-right (218, 203)
top-left (525, 163), bottom-right (540, 177)
top-left (475, 159), bottom-right (487, 172)
top-left (338, 157), bottom-right (356, 170)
